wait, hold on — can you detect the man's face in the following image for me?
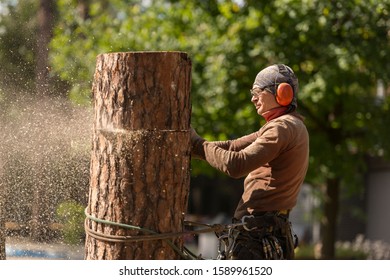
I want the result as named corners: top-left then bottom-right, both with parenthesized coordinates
top-left (250, 87), bottom-right (281, 116)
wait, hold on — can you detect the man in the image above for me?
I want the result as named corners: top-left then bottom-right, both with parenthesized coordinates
top-left (191, 64), bottom-right (309, 259)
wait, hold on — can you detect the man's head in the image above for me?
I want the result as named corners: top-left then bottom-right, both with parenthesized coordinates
top-left (252, 64), bottom-right (298, 113)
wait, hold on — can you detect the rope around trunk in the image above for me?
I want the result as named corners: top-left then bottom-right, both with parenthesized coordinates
top-left (84, 209), bottom-right (227, 259)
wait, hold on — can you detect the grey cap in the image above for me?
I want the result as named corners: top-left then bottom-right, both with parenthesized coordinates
top-left (253, 64), bottom-right (298, 109)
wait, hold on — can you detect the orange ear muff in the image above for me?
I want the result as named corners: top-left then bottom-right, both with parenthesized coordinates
top-left (276, 83), bottom-right (294, 106)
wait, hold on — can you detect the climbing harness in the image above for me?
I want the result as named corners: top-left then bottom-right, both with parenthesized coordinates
top-left (216, 212), bottom-right (297, 260)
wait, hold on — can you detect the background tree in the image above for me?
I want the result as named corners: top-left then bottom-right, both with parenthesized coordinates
top-left (240, 0), bottom-right (390, 258)
top-left (0, 0), bottom-right (38, 257)
top-left (0, 0), bottom-right (37, 91)
top-left (0, 0), bottom-right (389, 259)
top-left (0, 163), bottom-right (4, 259)
top-left (50, 0), bottom-right (390, 259)
top-left (0, 0), bottom-right (90, 247)
top-left (35, 0), bottom-right (56, 95)
top-left (30, 0), bottom-right (59, 242)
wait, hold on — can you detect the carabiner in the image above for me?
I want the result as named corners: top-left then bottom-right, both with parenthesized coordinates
top-left (241, 215), bottom-right (257, 231)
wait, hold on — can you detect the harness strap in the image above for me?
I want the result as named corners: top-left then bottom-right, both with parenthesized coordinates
top-left (217, 211), bottom-right (294, 260)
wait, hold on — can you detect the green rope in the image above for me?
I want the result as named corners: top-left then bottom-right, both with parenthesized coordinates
top-left (84, 209), bottom-right (223, 259)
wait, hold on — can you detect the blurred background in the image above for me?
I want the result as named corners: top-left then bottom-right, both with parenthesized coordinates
top-left (0, 0), bottom-right (389, 260)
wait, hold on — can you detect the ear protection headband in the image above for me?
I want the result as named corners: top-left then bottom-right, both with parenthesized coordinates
top-left (274, 65), bottom-right (294, 106)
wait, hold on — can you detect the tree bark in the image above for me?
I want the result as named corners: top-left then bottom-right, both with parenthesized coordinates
top-left (320, 177), bottom-right (340, 259)
top-left (85, 52), bottom-right (192, 260)
top-left (30, 0), bottom-right (56, 240)
top-left (35, 0), bottom-right (55, 95)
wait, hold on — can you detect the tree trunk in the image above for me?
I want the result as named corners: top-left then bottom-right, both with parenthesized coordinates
top-left (30, 0), bottom-right (56, 241)
top-left (30, 164), bottom-right (50, 241)
top-left (0, 183), bottom-right (5, 260)
top-left (35, 0), bottom-right (55, 95)
top-left (77, 0), bottom-right (90, 20)
top-left (85, 52), bottom-right (192, 260)
top-left (320, 177), bottom-right (340, 259)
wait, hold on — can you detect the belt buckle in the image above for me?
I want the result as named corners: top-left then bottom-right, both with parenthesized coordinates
top-left (241, 215), bottom-right (257, 231)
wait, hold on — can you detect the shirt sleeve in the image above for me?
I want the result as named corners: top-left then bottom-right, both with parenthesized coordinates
top-left (209, 132), bottom-right (258, 151)
top-left (202, 122), bottom-right (289, 178)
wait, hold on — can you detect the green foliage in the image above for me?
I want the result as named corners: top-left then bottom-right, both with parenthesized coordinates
top-left (50, 0), bottom-right (256, 132)
top-left (1, 0), bottom-right (388, 196)
top-left (49, 0), bottom-right (390, 183)
top-left (0, 0), bottom-right (38, 90)
top-left (56, 201), bottom-right (85, 245)
top-left (0, 0), bottom-right (389, 257)
top-left (238, 0), bottom-right (390, 195)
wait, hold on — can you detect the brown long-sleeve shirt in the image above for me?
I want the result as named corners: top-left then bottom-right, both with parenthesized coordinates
top-left (192, 113), bottom-right (309, 219)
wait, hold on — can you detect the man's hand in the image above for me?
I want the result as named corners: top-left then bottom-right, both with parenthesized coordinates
top-left (190, 127), bottom-right (203, 144)
top-left (190, 127), bottom-right (205, 159)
